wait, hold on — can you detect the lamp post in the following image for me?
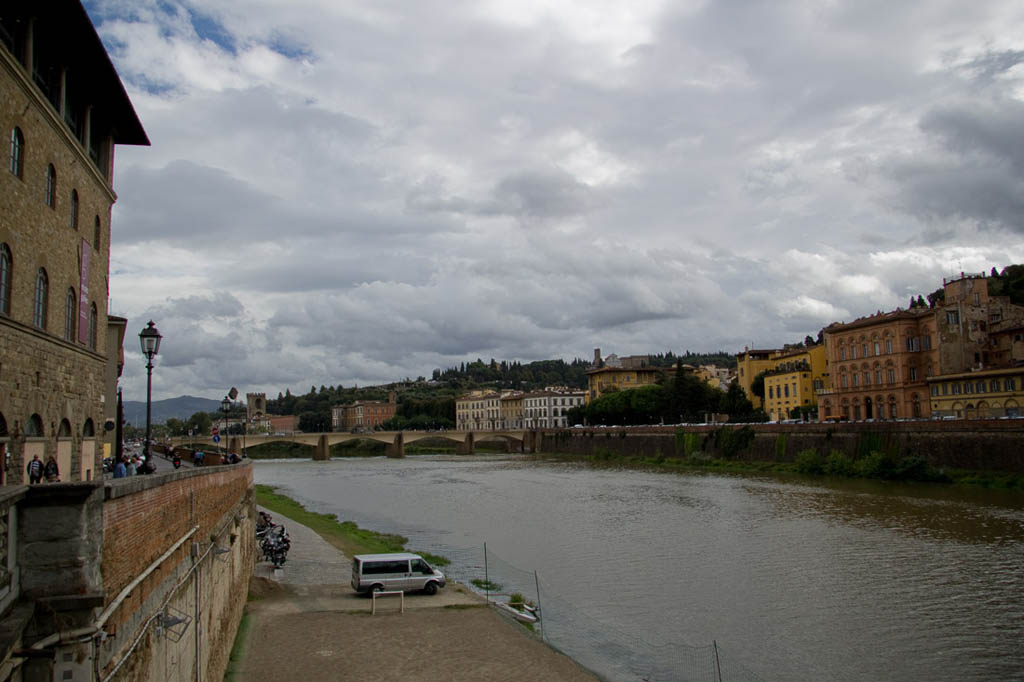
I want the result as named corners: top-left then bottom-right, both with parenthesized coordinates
top-left (139, 321), bottom-right (162, 466)
top-left (221, 396), bottom-right (231, 456)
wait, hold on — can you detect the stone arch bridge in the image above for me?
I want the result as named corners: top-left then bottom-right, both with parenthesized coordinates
top-left (171, 430), bottom-right (536, 460)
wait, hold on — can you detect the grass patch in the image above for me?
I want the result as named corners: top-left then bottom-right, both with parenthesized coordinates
top-left (471, 578), bottom-right (502, 592)
top-left (254, 484), bottom-right (449, 565)
top-left (222, 609), bottom-right (252, 681)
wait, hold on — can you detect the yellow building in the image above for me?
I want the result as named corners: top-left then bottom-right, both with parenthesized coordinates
top-left (735, 349), bottom-right (778, 409)
top-left (927, 367), bottom-right (1023, 419)
top-left (585, 366), bottom-right (665, 403)
top-left (499, 393), bottom-right (523, 429)
top-left (763, 345), bottom-right (829, 421)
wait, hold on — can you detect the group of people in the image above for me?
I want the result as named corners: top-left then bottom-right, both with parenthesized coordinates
top-left (25, 454), bottom-right (59, 483)
top-left (111, 454), bottom-right (156, 478)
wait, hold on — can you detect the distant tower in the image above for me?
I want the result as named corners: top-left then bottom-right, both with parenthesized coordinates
top-left (593, 348), bottom-right (601, 366)
top-left (247, 392), bottom-right (267, 421)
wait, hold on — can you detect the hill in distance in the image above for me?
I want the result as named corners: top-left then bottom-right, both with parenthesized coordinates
top-left (122, 395), bottom-right (222, 426)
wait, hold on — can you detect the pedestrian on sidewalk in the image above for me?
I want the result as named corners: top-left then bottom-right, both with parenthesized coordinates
top-left (26, 455), bottom-right (43, 484)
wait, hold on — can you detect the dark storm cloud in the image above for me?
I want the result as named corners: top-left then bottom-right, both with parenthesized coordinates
top-left (879, 97), bottom-right (1024, 234)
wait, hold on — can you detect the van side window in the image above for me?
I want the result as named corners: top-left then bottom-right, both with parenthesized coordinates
top-left (365, 561), bottom-right (408, 575)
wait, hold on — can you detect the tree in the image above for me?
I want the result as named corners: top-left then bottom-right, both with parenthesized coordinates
top-left (750, 371), bottom-right (768, 401)
top-left (187, 411), bottom-right (212, 436)
top-left (165, 418), bottom-right (185, 437)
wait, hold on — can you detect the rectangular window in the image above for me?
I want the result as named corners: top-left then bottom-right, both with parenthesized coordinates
top-left (922, 335), bottom-right (932, 350)
top-left (964, 382), bottom-right (972, 394)
top-left (909, 367), bottom-right (918, 381)
top-left (852, 346), bottom-right (857, 359)
top-left (875, 370), bottom-right (882, 384)
top-left (947, 311), bottom-right (960, 325)
top-left (784, 385), bottom-right (789, 397)
top-left (991, 380), bottom-right (1001, 392)
top-left (874, 342), bottom-right (881, 355)
top-left (863, 344), bottom-right (869, 358)
top-left (887, 369), bottom-right (895, 384)
top-left (976, 381), bottom-right (985, 393)
top-left (886, 339), bottom-right (893, 354)
top-left (852, 374), bottom-right (859, 387)
top-left (931, 385), bottom-right (939, 396)
top-left (769, 386), bottom-right (774, 399)
top-left (864, 372), bottom-right (870, 386)
top-left (841, 375), bottom-right (848, 388)
top-left (840, 347), bottom-right (846, 361)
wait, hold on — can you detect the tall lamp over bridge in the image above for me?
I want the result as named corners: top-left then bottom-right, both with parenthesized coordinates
top-left (221, 395), bottom-right (231, 455)
top-left (139, 321), bottom-right (163, 466)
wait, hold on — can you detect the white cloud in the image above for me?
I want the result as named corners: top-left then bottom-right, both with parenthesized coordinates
top-left (84, 0), bottom-right (1024, 401)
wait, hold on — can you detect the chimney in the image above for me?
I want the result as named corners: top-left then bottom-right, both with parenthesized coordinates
top-left (594, 348), bottom-right (601, 366)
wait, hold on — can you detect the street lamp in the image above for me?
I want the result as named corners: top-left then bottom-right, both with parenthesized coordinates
top-left (221, 396), bottom-right (231, 456)
top-left (139, 321), bottom-right (162, 466)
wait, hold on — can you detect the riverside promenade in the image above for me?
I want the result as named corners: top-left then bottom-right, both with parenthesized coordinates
top-left (233, 511), bottom-right (599, 681)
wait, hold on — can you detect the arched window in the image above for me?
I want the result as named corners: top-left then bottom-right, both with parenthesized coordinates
top-left (0, 412), bottom-right (7, 437)
top-left (0, 243), bottom-right (10, 316)
top-left (65, 287), bottom-right (76, 341)
top-left (70, 189), bottom-right (79, 229)
top-left (25, 414), bottom-right (44, 436)
top-left (93, 216), bottom-right (101, 251)
top-left (58, 419), bottom-right (72, 437)
top-left (9, 127), bottom-right (23, 178)
top-left (88, 302), bottom-right (97, 350)
top-left (33, 268), bottom-right (48, 329)
top-left (82, 418), bottom-right (95, 437)
top-left (45, 164), bottom-right (56, 207)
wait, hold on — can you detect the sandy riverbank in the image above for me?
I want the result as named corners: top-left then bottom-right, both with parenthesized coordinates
top-left (229, 512), bottom-right (599, 681)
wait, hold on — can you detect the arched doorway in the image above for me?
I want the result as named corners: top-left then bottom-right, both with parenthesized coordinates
top-left (865, 396), bottom-right (874, 420)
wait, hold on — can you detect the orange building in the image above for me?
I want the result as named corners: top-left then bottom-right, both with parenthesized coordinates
top-left (820, 309), bottom-right (938, 421)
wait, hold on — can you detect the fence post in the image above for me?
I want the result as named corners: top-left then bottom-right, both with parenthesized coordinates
top-left (484, 542), bottom-right (490, 603)
top-left (713, 640), bottom-right (722, 682)
top-left (534, 570), bottom-right (544, 641)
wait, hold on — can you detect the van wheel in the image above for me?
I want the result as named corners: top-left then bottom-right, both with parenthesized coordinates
top-left (370, 584), bottom-right (384, 594)
top-left (423, 581), bottom-right (438, 595)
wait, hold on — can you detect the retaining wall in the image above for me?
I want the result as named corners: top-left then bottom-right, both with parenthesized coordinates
top-left (535, 421), bottom-right (1024, 473)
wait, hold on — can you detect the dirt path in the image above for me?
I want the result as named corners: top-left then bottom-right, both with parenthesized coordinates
top-left (233, 512), bottom-right (599, 681)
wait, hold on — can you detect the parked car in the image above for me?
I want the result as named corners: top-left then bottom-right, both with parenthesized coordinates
top-left (351, 553), bottom-right (446, 595)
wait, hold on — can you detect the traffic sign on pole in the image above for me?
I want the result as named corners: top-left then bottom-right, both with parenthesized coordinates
top-left (211, 426), bottom-right (219, 436)
top-left (212, 434), bottom-right (221, 444)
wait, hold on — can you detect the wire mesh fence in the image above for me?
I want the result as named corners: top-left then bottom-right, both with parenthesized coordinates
top-left (444, 544), bottom-right (766, 682)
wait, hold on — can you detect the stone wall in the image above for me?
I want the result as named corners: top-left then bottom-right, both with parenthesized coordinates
top-left (536, 421), bottom-right (1024, 473)
top-left (1, 36), bottom-right (117, 485)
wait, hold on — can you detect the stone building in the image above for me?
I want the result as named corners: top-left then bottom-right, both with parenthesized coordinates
top-left (0, 3), bottom-right (148, 483)
top-left (522, 389), bottom-right (585, 428)
top-left (332, 392), bottom-right (398, 431)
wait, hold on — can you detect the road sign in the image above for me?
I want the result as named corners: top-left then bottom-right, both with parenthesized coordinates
top-left (212, 434), bottom-right (221, 443)
top-left (211, 426), bottom-right (219, 436)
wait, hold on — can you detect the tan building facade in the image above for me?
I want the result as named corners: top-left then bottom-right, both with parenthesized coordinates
top-left (821, 310), bottom-right (938, 421)
top-left (0, 4), bottom-right (148, 483)
top-left (928, 367), bottom-right (1022, 419)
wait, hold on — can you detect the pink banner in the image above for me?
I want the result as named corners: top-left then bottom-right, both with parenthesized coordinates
top-left (79, 239), bottom-right (90, 343)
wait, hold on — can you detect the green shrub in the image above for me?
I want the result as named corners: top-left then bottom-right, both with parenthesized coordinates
top-left (775, 434), bottom-right (788, 459)
top-left (795, 449), bottom-right (823, 474)
top-left (824, 450), bottom-right (855, 476)
top-left (471, 578), bottom-right (502, 592)
top-left (854, 450), bottom-right (897, 479)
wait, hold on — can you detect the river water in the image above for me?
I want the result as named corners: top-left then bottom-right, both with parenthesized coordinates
top-left (254, 455), bottom-right (1024, 682)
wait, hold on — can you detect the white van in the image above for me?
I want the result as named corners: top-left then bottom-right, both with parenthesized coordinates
top-left (351, 553), bottom-right (446, 595)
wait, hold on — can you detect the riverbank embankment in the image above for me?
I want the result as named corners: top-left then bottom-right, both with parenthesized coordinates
top-left (227, 508), bottom-right (598, 682)
top-left (537, 420), bottom-right (1024, 475)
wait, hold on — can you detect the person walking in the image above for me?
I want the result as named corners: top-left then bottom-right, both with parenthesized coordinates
top-left (26, 455), bottom-right (43, 484)
top-left (113, 457), bottom-right (127, 478)
top-left (43, 456), bottom-right (59, 482)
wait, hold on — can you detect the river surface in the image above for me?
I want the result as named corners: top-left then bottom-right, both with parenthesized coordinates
top-left (254, 456), bottom-right (1024, 682)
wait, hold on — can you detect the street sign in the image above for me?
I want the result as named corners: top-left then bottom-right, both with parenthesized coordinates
top-left (211, 426), bottom-right (219, 436)
top-left (212, 434), bottom-right (221, 443)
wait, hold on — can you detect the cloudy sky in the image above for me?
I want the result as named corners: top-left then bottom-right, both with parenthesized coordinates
top-left (83, 0), bottom-right (1024, 402)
